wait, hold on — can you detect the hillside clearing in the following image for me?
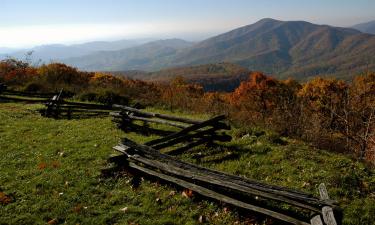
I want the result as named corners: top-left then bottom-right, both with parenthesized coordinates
top-left (0, 103), bottom-right (374, 225)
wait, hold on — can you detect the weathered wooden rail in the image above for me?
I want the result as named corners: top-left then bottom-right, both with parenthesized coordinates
top-left (40, 92), bottom-right (113, 119)
top-left (0, 84), bottom-right (57, 103)
top-left (107, 107), bottom-right (340, 225)
top-left (108, 138), bottom-right (340, 225)
top-left (111, 105), bottom-right (232, 154)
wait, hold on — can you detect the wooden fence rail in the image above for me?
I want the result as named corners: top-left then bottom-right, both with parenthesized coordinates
top-left (110, 106), bottom-right (232, 154)
top-left (109, 138), bottom-right (340, 225)
top-left (0, 84), bottom-right (58, 103)
top-left (107, 107), bottom-right (340, 225)
top-left (40, 92), bottom-right (113, 119)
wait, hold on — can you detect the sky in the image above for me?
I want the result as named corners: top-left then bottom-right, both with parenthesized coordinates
top-left (1, 0), bottom-right (375, 48)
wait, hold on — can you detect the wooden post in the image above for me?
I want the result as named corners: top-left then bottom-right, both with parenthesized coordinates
top-left (54, 89), bottom-right (63, 119)
top-left (0, 83), bottom-right (7, 94)
top-left (318, 183), bottom-right (338, 225)
top-left (67, 106), bottom-right (72, 120)
top-left (310, 215), bottom-right (324, 225)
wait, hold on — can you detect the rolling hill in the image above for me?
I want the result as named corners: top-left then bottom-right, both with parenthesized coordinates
top-left (115, 63), bottom-right (251, 92)
top-left (352, 20), bottom-right (375, 34)
top-left (62, 19), bottom-right (375, 80)
top-left (63, 39), bottom-right (194, 71)
top-left (0, 39), bottom-right (151, 63)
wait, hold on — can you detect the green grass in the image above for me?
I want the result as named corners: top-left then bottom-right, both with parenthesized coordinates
top-left (0, 103), bottom-right (374, 225)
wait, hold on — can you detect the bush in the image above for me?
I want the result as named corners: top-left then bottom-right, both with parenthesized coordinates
top-left (22, 82), bottom-right (45, 92)
top-left (265, 132), bottom-right (287, 145)
top-left (99, 91), bottom-right (129, 105)
top-left (78, 90), bottom-right (129, 105)
top-left (78, 92), bottom-right (98, 102)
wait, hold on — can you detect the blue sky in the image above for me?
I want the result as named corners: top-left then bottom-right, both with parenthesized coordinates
top-left (1, 0), bottom-right (374, 48)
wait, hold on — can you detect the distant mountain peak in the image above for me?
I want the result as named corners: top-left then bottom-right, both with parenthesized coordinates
top-left (19, 19), bottom-right (374, 81)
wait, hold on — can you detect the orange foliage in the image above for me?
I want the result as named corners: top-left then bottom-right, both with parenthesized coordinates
top-left (229, 72), bottom-right (294, 126)
top-left (90, 72), bottom-right (124, 88)
top-left (0, 192), bottom-right (12, 205)
top-left (0, 59), bottom-right (37, 85)
top-left (38, 162), bottom-right (48, 170)
top-left (38, 63), bottom-right (90, 91)
top-left (298, 77), bottom-right (348, 113)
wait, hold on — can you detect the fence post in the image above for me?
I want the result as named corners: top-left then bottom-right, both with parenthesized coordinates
top-left (0, 83), bottom-right (7, 94)
top-left (318, 183), bottom-right (338, 225)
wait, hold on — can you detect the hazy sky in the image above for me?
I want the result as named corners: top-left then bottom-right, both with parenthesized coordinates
top-left (1, 0), bottom-right (374, 48)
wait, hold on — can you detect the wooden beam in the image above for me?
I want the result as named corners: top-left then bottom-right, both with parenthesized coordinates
top-left (112, 104), bottom-right (203, 124)
top-left (2, 90), bottom-right (56, 97)
top-left (318, 183), bottom-right (338, 225)
top-left (62, 101), bottom-right (112, 110)
top-left (0, 96), bottom-right (49, 103)
top-left (127, 115), bottom-right (188, 129)
top-left (150, 127), bottom-right (225, 150)
top-left (166, 138), bottom-right (211, 155)
top-left (126, 161), bottom-right (311, 225)
top-left (310, 215), bottom-right (324, 225)
top-left (144, 115), bottom-right (227, 146)
top-left (124, 150), bottom-right (321, 212)
top-left (120, 139), bottom-right (325, 205)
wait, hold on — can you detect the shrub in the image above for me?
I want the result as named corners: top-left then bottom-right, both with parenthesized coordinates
top-left (77, 90), bottom-right (129, 105)
top-left (22, 82), bottom-right (45, 92)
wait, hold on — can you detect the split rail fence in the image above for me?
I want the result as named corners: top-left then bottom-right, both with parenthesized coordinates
top-left (108, 106), bottom-right (341, 225)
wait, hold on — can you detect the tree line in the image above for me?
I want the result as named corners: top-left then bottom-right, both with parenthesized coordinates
top-left (1, 58), bottom-right (374, 165)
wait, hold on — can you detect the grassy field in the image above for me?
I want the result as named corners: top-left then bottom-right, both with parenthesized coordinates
top-left (0, 102), bottom-right (374, 225)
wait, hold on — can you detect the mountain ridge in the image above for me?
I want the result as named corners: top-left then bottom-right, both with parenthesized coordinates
top-left (61, 18), bottom-right (375, 80)
top-left (352, 20), bottom-right (375, 34)
top-left (0, 39), bottom-right (152, 62)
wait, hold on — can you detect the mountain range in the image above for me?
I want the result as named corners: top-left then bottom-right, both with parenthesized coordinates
top-left (0, 39), bottom-right (152, 62)
top-left (352, 20), bottom-right (375, 34)
top-left (114, 62), bottom-right (250, 92)
top-left (63, 39), bottom-right (194, 71)
top-left (63, 18), bottom-right (375, 80)
top-left (2, 18), bottom-right (375, 81)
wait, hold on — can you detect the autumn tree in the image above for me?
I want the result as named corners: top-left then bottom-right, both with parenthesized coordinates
top-left (229, 72), bottom-right (299, 133)
top-left (37, 63), bottom-right (90, 92)
top-left (347, 73), bottom-right (375, 162)
top-left (161, 76), bottom-right (204, 111)
top-left (0, 58), bottom-right (37, 86)
top-left (298, 77), bottom-right (349, 150)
